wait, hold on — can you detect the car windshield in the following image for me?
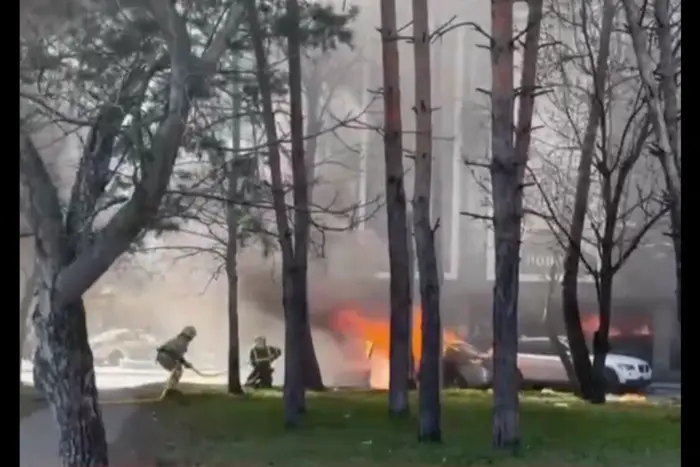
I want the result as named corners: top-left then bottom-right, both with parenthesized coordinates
top-left (89, 329), bottom-right (128, 344)
top-left (135, 331), bottom-right (157, 344)
top-left (446, 341), bottom-right (485, 358)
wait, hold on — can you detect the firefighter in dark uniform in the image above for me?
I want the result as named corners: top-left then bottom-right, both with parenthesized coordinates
top-left (155, 325), bottom-right (197, 397)
top-left (245, 336), bottom-right (281, 388)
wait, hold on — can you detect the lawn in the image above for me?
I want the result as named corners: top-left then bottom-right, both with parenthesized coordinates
top-left (119, 387), bottom-right (680, 467)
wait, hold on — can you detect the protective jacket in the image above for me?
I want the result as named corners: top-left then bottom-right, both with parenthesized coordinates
top-left (249, 345), bottom-right (281, 367)
top-left (157, 333), bottom-right (194, 370)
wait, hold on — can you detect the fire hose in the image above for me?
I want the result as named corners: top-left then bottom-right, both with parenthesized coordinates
top-left (100, 363), bottom-right (237, 406)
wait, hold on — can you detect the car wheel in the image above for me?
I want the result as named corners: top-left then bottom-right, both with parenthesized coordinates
top-left (604, 368), bottom-right (621, 394)
top-left (106, 350), bottom-right (124, 367)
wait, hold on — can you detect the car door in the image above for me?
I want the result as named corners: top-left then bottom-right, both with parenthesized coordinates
top-left (90, 330), bottom-right (125, 361)
top-left (122, 330), bottom-right (155, 361)
top-left (540, 338), bottom-right (569, 384)
top-left (519, 339), bottom-right (565, 384)
top-left (517, 339), bottom-right (547, 383)
top-left (552, 337), bottom-right (574, 383)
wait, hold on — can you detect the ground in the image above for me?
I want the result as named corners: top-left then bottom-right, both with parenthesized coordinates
top-left (104, 386), bottom-right (680, 467)
top-left (20, 384), bottom-right (45, 419)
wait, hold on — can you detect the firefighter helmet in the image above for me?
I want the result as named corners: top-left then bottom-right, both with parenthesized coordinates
top-left (181, 326), bottom-right (197, 339)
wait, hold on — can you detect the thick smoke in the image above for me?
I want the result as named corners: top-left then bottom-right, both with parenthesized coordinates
top-left (72, 225), bottom-right (392, 386)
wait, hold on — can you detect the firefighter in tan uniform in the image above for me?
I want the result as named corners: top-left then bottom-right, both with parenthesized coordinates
top-left (155, 325), bottom-right (197, 396)
top-left (245, 336), bottom-right (281, 389)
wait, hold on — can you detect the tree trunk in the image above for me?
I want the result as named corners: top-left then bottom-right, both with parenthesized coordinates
top-left (302, 65), bottom-right (325, 253)
top-left (226, 244), bottom-right (243, 394)
top-left (513, 0), bottom-right (543, 182)
top-left (297, 65), bottom-right (326, 393)
top-left (560, 0), bottom-right (614, 403)
top-left (33, 268), bottom-right (108, 466)
top-left (406, 208), bottom-right (417, 387)
top-left (282, 269), bottom-right (304, 425)
top-left (287, 0), bottom-right (321, 410)
top-left (300, 320), bottom-right (324, 391)
top-left (590, 265), bottom-right (612, 404)
top-left (304, 67), bottom-right (323, 203)
top-left (541, 258), bottom-right (579, 394)
top-left (225, 68), bottom-right (244, 395)
top-left (490, 0), bottom-right (520, 451)
top-left (588, 145), bottom-right (619, 404)
top-left (622, 0), bottom-right (681, 325)
top-left (380, 0), bottom-right (412, 418)
top-left (244, 0), bottom-right (303, 426)
top-left (412, 0), bottom-right (441, 442)
top-left (20, 262), bottom-right (38, 384)
top-left (653, 0), bottom-right (681, 326)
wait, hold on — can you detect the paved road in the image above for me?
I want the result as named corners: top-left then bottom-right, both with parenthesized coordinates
top-left (20, 363), bottom-right (230, 466)
top-left (21, 360), bottom-right (230, 389)
top-left (20, 401), bottom-right (137, 467)
top-left (646, 381), bottom-right (681, 403)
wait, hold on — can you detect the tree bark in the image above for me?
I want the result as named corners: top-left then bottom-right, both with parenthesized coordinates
top-left (412, 0), bottom-right (441, 442)
top-left (590, 265), bottom-right (612, 403)
top-left (33, 276), bottom-right (108, 466)
top-left (225, 230), bottom-right (243, 394)
top-left (295, 63), bottom-right (327, 393)
top-left (380, 0), bottom-right (412, 418)
top-left (487, 0), bottom-right (543, 449)
top-left (20, 262), bottom-right (38, 384)
top-left (299, 318), bottom-right (324, 391)
top-left (225, 67), bottom-right (244, 395)
top-left (652, 0), bottom-right (681, 326)
top-left (489, 0), bottom-right (520, 451)
top-left (622, 0), bottom-right (681, 325)
top-left (513, 0), bottom-right (543, 183)
top-left (286, 0), bottom-right (324, 400)
top-left (406, 208), bottom-right (417, 387)
top-left (304, 64), bottom-right (323, 204)
top-left (560, 0), bottom-right (614, 404)
top-left (541, 258), bottom-right (579, 394)
top-left (245, 0), bottom-right (303, 426)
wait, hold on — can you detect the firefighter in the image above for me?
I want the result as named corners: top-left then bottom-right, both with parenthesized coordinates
top-left (155, 325), bottom-right (197, 397)
top-left (245, 336), bottom-right (281, 389)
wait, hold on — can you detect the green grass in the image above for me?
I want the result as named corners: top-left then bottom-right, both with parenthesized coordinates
top-left (146, 388), bottom-right (680, 467)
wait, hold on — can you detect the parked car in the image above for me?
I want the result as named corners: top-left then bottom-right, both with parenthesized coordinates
top-left (513, 336), bottom-right (653, 393)
top-left (89, 328), bottom-right (159, 366)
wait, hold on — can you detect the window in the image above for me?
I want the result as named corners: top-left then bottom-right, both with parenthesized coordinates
top-left (519, 338), bottom-right (558, 356)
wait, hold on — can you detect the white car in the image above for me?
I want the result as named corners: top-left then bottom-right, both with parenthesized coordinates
top-left (516, 336), bottom-right (652, 393)
top-left (89, 328), bottom-right (159, 366)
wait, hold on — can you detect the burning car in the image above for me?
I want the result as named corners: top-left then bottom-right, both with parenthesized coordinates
top-left (329, 308), bottom-right (492, 389)
top-left (440, 340), bottom-right (492, 389)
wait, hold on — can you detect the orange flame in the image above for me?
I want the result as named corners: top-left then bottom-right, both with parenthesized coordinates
top-left (580, 314), bottom-right (652, 337)
top-left (330, 308), bottom-right (463, 388)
